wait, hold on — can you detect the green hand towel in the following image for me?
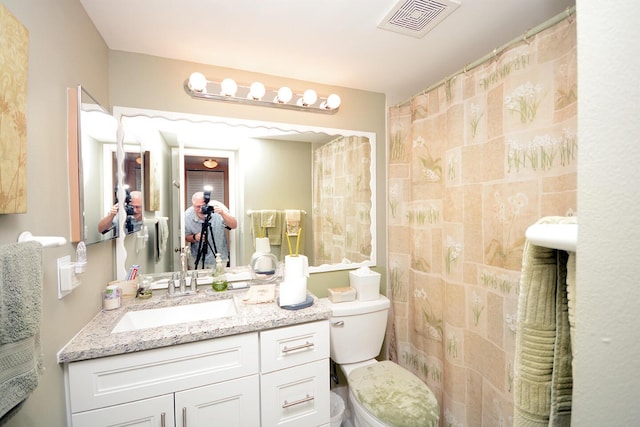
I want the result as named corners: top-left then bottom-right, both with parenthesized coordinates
top-left (0, 241), bottom-right (44, 421)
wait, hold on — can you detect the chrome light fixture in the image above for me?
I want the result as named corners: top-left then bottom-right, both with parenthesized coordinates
top-left (184, 72), bottom-right (341, 114)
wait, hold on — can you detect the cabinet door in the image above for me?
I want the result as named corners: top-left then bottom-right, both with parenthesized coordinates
top-left (71, 394), bottom-right (174, 427)
top-left (261, 359), bottom-right (330, 427)
top-left (174, 375), bottom-right (260, 427)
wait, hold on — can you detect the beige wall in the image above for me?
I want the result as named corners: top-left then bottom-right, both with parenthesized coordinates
top-left (0, 1), bottom-right (385, 426)
top-left (1, 1), bottom-right (113, 426)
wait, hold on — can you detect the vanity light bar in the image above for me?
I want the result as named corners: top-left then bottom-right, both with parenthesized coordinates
top-left (184, 73), bottom-right (341, 115)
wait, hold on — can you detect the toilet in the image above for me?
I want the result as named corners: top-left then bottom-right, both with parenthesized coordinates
top-left (323, 294), bottom-right (439, 427)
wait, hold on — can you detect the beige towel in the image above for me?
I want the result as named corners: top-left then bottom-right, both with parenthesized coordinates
top-left (242, 284), bottom-right (275, 304)
top-left (285, 209), bottom-right (301, 235)
top-left (514, 216), bottom-right (574, 427)
top-left (0, 241), bottom-right (44, 421)
top-left (250, 211), bottom-right (282, 246)
top-left (281, 210), bottom-right (306, 259)
top-left (260, 210), bottom-right (276, 228)
top-left (566, 252), bottom-right (576, 357)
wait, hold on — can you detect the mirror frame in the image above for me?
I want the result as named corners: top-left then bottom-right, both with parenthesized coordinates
top-left (114, 106), bottom-right (377, 278)
top-left (68, 85), bottom-right (118, 244)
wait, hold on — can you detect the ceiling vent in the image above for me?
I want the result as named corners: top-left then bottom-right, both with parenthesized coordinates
top-left (378, 0), bottom-right (461, 38)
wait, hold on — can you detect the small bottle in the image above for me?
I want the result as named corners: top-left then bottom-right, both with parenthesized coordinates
top-left (212, 253), bottom-right (228, 292)
top-left (137, 276), bottom-right (153, 299)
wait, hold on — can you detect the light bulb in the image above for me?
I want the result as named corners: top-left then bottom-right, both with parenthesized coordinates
top-left (326, 94), bottom-right (341, 110)
top-left (188, 72), bottom-right (207, 93)
top-left (275, 86), bottom-right (293, 103)
top-left (248, 82), bottom-right (266, 100)
top-left (220, 78), bottom-right (238, 96)
top-left (302, 89), bottom-right (318, 106)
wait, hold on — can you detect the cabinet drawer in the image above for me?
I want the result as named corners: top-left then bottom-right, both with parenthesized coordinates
top-left (67, 332), bottom-right (259, 413)
top-left (260, 320), bottom-right (329, 373)
top-left (260, 359), bottom-right (330, 427)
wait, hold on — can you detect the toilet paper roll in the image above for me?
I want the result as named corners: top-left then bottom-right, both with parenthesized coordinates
top-left (284, 255), bottom-right (309, 279)
top-left (255, 237), bottom-right (271, 253)
top-left (279, 277), bottom-right (307, 306)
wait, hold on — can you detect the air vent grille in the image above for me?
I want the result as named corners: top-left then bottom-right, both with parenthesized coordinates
top-left (378, 0), bottom-right (461, 38)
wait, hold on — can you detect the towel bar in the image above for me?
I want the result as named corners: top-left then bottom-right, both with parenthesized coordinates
top-left (247, 209), bottom-right (307, 215)
top-left (525, 223), bottom-right (577, 252)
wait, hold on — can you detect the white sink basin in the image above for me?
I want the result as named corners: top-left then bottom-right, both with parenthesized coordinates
top-left (111, 299), bottom-right (237, 333)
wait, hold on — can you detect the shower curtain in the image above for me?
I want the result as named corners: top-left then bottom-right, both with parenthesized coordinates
top-left (387, 15), bottom-right (576, 426)
top-left (312, 135), bottom-right (372, 266)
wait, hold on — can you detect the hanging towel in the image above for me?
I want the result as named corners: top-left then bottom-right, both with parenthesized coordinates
top-left (284, 209), bottom-right (301, 235)
top-left (282, 210), bottom-right (306, 259)
top-left (250, 211), bottom-right (282, 246)
top-left (565, 252), bottom-right (577, 356)
top-left (514, 216), bottom-right (574, 427)
top-left (260, 210), bottom-right (277, 228)
top-left (156, 217), bottom-right (169, 262)
top-left (0, 241), bottom-right (44, 421)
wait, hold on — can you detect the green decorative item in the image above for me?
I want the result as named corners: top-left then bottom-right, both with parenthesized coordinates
top-left (211, 253), bottom-right (228, 292)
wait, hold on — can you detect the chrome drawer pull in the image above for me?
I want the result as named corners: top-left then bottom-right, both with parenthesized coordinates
top-left (282, 341), bottom-right (314, 353)
top-left (161, 412), bottom-right (166, 427)
top-left (182, 407), bottom-right (187, 427)
top-left (282, 394), bottom-right (315, 408)
top-left (332, 320), bottom-right (344, 327)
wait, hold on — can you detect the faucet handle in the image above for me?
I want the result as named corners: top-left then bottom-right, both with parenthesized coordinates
top-left (190, 271), bottom-right (199, 292)
top-left (168, 272), bottom-right (178, 295)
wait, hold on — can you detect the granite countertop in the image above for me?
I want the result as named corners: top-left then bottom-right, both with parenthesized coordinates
top-left (57, 285), bottom-right (331, 364)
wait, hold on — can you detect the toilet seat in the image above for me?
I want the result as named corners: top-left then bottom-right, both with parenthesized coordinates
top-left (348, 361), bottom-right (439, 427)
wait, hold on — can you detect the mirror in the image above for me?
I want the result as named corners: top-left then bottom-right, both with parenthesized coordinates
top-left (68, 85), bottom-right (116, 244)
top-left (115, 107), bottom-right (376, 276)
top-left (68, 86), bottom-right (145, 244)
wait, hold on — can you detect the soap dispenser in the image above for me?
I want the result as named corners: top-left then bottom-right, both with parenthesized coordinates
top-left (211, 253), bottom-right (228, 292)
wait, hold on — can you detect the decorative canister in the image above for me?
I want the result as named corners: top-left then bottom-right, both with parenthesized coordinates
top-left (102, 284), bottom-right (121, 310)
top-left (249, 237), bottom-right (279, 284)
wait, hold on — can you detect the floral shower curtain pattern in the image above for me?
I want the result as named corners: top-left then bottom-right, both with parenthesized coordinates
top-left (312, 135), bottom-right (372, 266)
top-left (387, 16), bottom-right (576, 426)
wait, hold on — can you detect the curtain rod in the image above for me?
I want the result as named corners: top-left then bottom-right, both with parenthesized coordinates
top-left (394, 5), bottom-right (576, 109)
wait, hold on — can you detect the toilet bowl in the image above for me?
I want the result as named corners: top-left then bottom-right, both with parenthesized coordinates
top-left (322, 295), bottom-right (439, 427)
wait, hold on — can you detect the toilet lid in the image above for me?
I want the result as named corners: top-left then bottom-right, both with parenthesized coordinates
top-left (348, 361), bottom-right (439, 427)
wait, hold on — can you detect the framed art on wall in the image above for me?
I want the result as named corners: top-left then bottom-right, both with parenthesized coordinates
top-left (0, 5), bottom-right (29, 214)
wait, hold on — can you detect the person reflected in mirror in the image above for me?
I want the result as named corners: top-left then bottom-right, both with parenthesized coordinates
top-left (185, 191), bottom-right (237, 268)
top-left (98, 190), bottom-right (144, 235)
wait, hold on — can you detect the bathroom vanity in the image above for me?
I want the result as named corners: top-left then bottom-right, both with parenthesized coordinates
top-left (58, 288), bottom-right (331, 427)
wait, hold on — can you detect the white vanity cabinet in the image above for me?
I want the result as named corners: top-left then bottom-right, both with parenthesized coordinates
top-left (259, 320), bottom-right (330, 426)
top-left (65, 333), bottom-right (260, 427)
top-left (64, 320), bottom-right (330, 427)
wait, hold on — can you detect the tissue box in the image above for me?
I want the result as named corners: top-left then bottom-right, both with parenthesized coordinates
top-left (328, 287), bottom-right (356, 303)
top-left (349, 267), bottom-right (381, 301)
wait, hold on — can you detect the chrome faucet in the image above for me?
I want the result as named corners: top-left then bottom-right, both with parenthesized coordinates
top-left (179, 249), bottom-right (188, 293)
top-left (168, 247), bottom-right (197, 297)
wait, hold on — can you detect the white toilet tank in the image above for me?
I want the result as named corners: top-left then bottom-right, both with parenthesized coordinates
top-left (324, 295), bottom-right (390, 364)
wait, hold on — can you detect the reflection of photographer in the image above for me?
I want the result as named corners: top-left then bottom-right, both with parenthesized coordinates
top-left (184, 190), bottom-right (237, 268)
top-left (98, 189), bottom-right (143, 235)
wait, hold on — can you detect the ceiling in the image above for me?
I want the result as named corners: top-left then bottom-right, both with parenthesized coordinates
top-left (80, 0), bottom-right (575, 106)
